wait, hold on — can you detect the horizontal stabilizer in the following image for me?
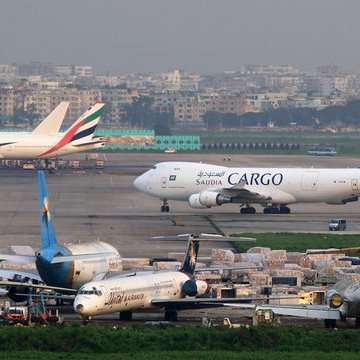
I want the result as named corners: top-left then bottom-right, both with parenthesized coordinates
top-left (51, 251), bottom-right (117, 264)
top-left (72, 140), bottom-right (105, 147)
top-left (0, 254), bottom-right (36, 264)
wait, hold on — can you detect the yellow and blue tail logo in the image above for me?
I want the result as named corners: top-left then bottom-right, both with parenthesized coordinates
top-left (38, 171), bottom-right (57, 248)
top-left (180, 240), bottom-right (199, 275)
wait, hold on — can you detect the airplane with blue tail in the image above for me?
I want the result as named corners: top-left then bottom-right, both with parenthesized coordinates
top-left (0, 170), bottom-right (122, 299)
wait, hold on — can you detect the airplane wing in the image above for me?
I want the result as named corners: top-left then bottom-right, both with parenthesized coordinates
top-left (0, 269), bottom-right (41, 282)
top-left (0, 254), bottom-right (36, 264)
top-left (0, 280), bottom-right (77, 294)
top-left (151, 296), bottom-right (300, 310)
top-left (225, 303), bottom-right (341, 320)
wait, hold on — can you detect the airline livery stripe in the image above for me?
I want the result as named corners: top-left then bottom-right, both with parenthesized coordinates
top-left (39, 105), bottom-right (104, 157)
top-left (70, 124), bottom-right (98, 142)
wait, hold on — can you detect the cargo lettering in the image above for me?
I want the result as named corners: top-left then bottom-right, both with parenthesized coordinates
top-left (228, 172), bottom-right (283, 186)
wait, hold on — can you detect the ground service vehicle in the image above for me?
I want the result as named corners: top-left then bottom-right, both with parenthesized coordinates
top-left (329, 219), bottom-right (347, 231)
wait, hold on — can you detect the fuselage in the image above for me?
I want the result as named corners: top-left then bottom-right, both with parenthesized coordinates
top-left (35, 241), bottom-right (122, 289)
top-left (0, 133), bottom-right (104, 159)
top-left (74, 271), bottom-right (192, 316)
top-left (134, 162), bottom-right (360, 206)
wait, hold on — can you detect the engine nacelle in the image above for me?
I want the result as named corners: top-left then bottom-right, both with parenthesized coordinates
top-left (326, 289), bottom-right (344, 308)
top-left (182, 279), bottom-right (209, 297)
top-left (327, 196), bottom-right (358, 205)
top-left (198, 191), bottom-right (231, 208)
top-left (188, 194), bottom-right (208, 209)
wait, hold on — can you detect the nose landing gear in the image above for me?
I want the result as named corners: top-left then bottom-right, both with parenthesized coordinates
top-left (160, 200), bottom-right (170, 212)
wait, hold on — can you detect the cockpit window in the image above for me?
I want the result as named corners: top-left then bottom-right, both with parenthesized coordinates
top-left (151, 165), bottom-right (157, 169)
top-left (79, 289), bottom-right (102, 296)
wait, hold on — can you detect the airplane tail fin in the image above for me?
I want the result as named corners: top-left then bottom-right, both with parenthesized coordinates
top-left (32, 102), bottom-right (69, 136)
top-left (180, 239), bottom-right (200, 275)
top-left (38, 170), bottom-right (57, 248)
top-left (62, 102), bottom-right (105, 146)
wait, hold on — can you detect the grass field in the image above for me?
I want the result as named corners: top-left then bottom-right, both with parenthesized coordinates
top-left (231, 232), bottom-right (360, 253)
top-left (1, 325), bottom-right (360, 356)
top-left (1, 350), bottom-right (360, 360)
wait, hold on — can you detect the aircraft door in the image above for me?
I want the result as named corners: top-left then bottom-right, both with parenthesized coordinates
top-left (301, 171), bottom-right (319, 191)
top-left (161, 176), bottom-right (167, 188)
top-left (351, 179), bottom-right (358, 191)
top-left (100, 286), bottom-right (109, 304)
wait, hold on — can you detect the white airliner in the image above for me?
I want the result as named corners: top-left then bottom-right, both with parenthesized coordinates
top-left (0, 170), bottom-right (122, 300)
top-left (133, 161), bottom-right (360, 214)
top-left (0, 101), bottom-right (69, 141)
top-left (0, 102), bottom-right (106, 159)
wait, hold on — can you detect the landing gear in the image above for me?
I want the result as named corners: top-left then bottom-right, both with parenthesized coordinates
top-left (82, 316), bottom-right (91, 325)
top-left (325, 319), bottom-right (337, 328)
top-left (355, 317), bottom-right (360, 328)
top-left (263, 206), bottom-right (279, 214)
top-left (263, 205), bottom-right (291, 214)
top-left (119, 311), bottom-right (133, 321)
top-left (165, 310), bottom-right (178, 321)
top-left (160, 200), bottom-right (170, 213)
top-left (280, 205), bottom-right (291, 214)
top-left (240, 205), bottom-right (256, 214)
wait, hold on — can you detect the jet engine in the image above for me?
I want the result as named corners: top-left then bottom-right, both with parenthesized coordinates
top-left (198, 191), bottom-right (231, 208)
top-left (182, 279), bottom-right (209, 297)
top-left (188, 194), bottom-right (208, 209)
top-left (326, 289), bottom-right (344, 309)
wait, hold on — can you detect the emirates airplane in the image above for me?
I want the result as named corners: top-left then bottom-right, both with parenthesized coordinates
top-left (0, 102), bottom-right (106, 159)
top-left (133, 161), bottom-right (360, 214)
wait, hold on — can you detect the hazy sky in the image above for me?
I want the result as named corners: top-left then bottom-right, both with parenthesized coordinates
top-left (1, 0), bottom-right (360, 74)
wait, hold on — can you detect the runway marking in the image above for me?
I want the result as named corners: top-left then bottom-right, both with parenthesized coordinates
top-left (103, 153), bottom-right (107, 161)
top-left (110, 176), bottom-right (114, 186)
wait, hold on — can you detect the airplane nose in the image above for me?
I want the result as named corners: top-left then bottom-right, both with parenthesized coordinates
top-left (133, 174), bottom-right (145, 191)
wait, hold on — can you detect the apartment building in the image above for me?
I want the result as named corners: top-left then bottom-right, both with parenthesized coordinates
top-left (0, 88), bottom-right (14, 118)
top-left (101, 88), bottom-right (139, 123)
top-left (23, 88), bottom-right (101, 122)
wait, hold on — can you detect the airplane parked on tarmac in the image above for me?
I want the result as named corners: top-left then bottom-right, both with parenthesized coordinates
top-left (0, 102), bottom-right (106, 160)
top-left (0, 170), bottom-right (122, 300)
top-left (133, 161), bottom-right (360, 214)
top-left (73, 234), bottom-right (263, 322)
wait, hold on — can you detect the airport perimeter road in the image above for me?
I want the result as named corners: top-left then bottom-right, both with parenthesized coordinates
top-left (0, 153), bottom-right (360, 258)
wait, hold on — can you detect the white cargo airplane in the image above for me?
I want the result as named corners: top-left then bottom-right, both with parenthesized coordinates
top-left (0, 170), bottom-right (122, 300)
top-left (0, 102), bottom-right (106, 159)
top-left (133, 161), bottom-right (360, 214)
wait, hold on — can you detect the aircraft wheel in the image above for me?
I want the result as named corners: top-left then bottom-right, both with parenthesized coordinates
top-left (119, 311), bottom-right (132, 321)
top-left (263, 207), bottom-right (270, 214)
top-left (249, 207), bottom-right (256, 214)
top-left (164, 206), bottom-right (170, 212)
top-left (165, 310), bottom-right (178, 321)
top-left (240, 208), bottom-right (247, 214)
top-left (160, 206), bottom-right (165, 212)
top-left (280, 206), bottom-right (290, 214)
top-left (355, 318), bottom-right (360, 328)
top-left (325, 319), bottom-right (337, 328)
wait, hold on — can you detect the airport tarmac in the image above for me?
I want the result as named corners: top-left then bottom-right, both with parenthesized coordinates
top-left (1, 153), bottom-right (360, 259)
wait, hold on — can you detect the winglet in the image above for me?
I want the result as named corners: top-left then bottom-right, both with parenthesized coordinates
top-left (38, 170), bottom-right (57, 248)
top-left (32, 102), bottom-right (69, 136)
top-left (180, 239), bottom-right (200, 275)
